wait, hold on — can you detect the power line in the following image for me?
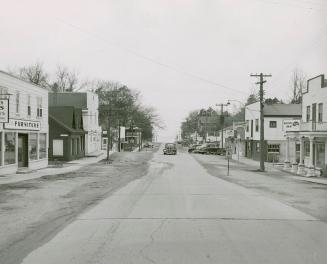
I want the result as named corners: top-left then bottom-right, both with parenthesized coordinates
top-left (54, 18), bottom-right (248, 95)
top-left (251, 0), bottom-right (327, 12)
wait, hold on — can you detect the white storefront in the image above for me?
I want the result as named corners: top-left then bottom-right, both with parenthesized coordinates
top-left (245, 102), bottom-right (301, 163)
top-left (0, 71), bottom-right (49, 175)
top-left (83, 92), bottom-right (102, 155)
top-left (285, 74), bottom-right (327, 176)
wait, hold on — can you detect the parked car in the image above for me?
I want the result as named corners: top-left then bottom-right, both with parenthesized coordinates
top-left (188, 144), bottom-right (201, 153)
top-left (191, 143), bottom-right (226, 155)
top-left (144, 142), bottom-right (154, 148)
top-left (163, 143), bottom-right (177, 155)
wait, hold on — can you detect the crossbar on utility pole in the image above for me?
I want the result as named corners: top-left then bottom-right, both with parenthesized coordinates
top-left (250, 73), bottom-right (272, 172)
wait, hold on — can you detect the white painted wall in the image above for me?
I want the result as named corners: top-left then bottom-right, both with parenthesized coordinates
top-left (245, 102), bottom-right (299, 141)
top-left (83, 92), bottom-right (102, 154)
top-left (302, 75), bottom-right (327, 122)
top-left (0, 71), bottom-right (49, 174)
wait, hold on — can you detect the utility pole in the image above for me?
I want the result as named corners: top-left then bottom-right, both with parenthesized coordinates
top-left (216, 103), bottom-right (229, 148)
top-left (250, 73), bottom-right (272, 172)
top-left (104, 107), bottom-right (124, 162)
top-left (118, 119), bottom-right (121, 152)
top-left (106, 108), bottom-right (111, 163)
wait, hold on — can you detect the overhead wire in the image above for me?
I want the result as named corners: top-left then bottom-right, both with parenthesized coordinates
top-left (55, 18), bottom-right (248, 96)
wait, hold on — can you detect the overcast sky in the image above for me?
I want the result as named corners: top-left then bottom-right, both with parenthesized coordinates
top-left (1, 0), bottom-right (327, 141)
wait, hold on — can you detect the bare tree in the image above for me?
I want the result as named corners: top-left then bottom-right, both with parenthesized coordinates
top-left (53, 65), bottom-right (79, 92)
top-left (8, 62), bottom-right (49, 88)
top-left (290, 68), bottom-right (306, 104)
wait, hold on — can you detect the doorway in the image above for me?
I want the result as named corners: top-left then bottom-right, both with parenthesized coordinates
top-left (18, 134), bottom-right (28, 167)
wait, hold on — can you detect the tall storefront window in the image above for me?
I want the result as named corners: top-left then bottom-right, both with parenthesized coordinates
top-left (0, 132), bottom-right (2, 166)
top-left (4, 132), bottom-right (16, 165)
top-left (29, 133), bottom-right (38, 160)
top-left (39, 133), bottom-right (47, 159)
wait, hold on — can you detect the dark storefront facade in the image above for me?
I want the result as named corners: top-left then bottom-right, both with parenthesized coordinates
top-left (48, 106), bottom-right (85, 161)
top-left (245, 140), bottom-right (268, 162)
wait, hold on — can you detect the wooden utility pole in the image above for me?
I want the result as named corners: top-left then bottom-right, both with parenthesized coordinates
top-left (250, 73), bottom-right (272, 172)
top-left (106, 108), bottom-right (111, 162)
top-left (216, 103), bottom-right (229, 148)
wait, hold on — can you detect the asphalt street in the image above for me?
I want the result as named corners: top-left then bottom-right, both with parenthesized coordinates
top-left (19, 146), bottom-right (327, 264)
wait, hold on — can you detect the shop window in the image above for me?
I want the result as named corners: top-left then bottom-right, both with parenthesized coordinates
top-left (27, 95), bottom-right (31, 117)
top-left (318, 103), bottom-right (323, 122)
top-left (72, 139), bottom-right (76, 156)
top-left (269, 121), bottom-right (277, 128)
top-left (304, 142), bottom-right (310, 157)
top-left (37, 97), bottom-right (43, 118)
top-left (0, 132), bottom-right (2, 166)
top-left (0, 87), bottom-right (8, 95)
top-left (306, 106), bottom-right (310, 122)
top-left (29, 133), bottom-right (38, 160)
top-left (296, 144), bottom-right (300, 152)
top-left (16, 92), bottom-right (20, 114)
top-left (4, 132), bottom-right (16, 165)
top-left (256, 142), bottom-right (260, 152)
top-left (39, 133), bottom-right (47, 159)
top-left (267, 144), bottom-right (280, 153)
top-left (255, 119), bottom-right (259, 132)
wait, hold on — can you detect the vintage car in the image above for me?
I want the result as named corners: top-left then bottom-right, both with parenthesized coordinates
top-left (143, 142), bottom-right (154, 148)
top-left (163, 143), bottom-right (177, 155)
top-left (192, 143), bottom-right (226, 155)
top-left (188, 144), bottom-right (202, 153)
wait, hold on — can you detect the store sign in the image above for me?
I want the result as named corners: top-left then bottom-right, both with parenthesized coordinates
top-left (283, 120), bottom-right (300, 132)
top-left (0, 99), bottom-right (9, 123)
top-left (4, 119), bottom-right (41, 131)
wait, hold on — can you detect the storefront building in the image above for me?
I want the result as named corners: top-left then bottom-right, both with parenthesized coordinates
top-left (48, 106), bottom-right (85, 161)
top-left (0, 71), bottom-right (49, 174)
top-left (125, 127), bottom-right (142, 151)
top-left (285, 74), bottom-right (327, 176)
top-left (49, 92), bottom-right (102, 156)
top-left (245, 102), bottom-right (301, 163)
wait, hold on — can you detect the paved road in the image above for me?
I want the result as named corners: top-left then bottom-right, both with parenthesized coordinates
top-left (20, 146), bottom-right (327, 264)
top-left (193, 152), bottom-right (327, 222)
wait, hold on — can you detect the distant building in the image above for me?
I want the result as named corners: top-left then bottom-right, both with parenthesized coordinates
top-left (0, 71), bottom-right (49, 174)
top-left (49, 92), bottom-right (102, 156)
top-left (125, 127), bottom-right (142, 151)
top-left (285, 74), bottom-right (327, 176)
top-left (245, 102), bottom-right (302, 163)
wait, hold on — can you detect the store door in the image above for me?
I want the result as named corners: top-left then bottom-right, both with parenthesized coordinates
top-left (18, 134), bottom-right (28, 167)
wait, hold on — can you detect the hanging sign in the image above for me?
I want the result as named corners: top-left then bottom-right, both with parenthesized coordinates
top-left (0, 99), bottom-right (9, 123)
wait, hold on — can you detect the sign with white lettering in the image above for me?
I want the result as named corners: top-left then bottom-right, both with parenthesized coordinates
top-left (4, 119), bottom-right (41, 131)
top-left (0, 99), bottom-right (9, 123)
top-left (283, 120), bottom-right (300, 132)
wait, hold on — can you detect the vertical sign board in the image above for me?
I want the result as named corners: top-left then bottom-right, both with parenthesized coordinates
top-left (226, 146), bottom-right (233, 176)
top-left (0, 99), bottom-right (9, 123)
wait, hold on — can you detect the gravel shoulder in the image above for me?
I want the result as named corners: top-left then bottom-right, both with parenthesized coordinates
top-left (0, 148), bottom-right (156, 264)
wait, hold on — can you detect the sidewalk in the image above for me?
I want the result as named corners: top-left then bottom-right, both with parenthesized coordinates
top-left (231, 154), bottom-right (327, 185)
top-left (0, 150), bottom-right (110, 185)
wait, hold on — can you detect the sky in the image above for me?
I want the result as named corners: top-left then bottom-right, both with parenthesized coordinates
top-left (1, 0), bottom-right (327, 142)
